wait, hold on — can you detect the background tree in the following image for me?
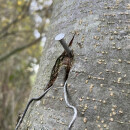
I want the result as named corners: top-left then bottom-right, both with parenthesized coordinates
top-left (0, 0), bottom-right (52, 129)
top-left (20, 0), bottom-right (130, 130)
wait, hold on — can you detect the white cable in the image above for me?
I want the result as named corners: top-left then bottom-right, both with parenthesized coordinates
top-left (63, 81), bottom-right (77, 130)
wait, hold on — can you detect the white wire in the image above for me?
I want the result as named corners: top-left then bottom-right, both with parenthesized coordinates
top-left (15, 81), bottom-right (77, 130)
top-left (63, 81), bottom-right (77, 130)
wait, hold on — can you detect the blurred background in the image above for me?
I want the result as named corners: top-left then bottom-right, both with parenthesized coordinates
top-left (0, 0), bottom-right (53, 129)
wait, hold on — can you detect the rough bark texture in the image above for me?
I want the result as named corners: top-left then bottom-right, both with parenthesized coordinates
top-left (21, 0), bottom-right (130, 130)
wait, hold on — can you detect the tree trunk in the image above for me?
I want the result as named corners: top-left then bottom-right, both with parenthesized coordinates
top-left (20, 0), bottom-right (130, 129)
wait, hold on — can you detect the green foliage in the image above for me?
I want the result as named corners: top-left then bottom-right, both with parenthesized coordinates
top-left (0, 0), bottom-right (52, 129)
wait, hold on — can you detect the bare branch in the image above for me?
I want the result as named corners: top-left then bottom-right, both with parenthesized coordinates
top-left (0, 36), bottom-right (42, 62)
top-left (0, 30), bottom-right (33, 39)
top-left (0, 0), bottom-right (32, 36)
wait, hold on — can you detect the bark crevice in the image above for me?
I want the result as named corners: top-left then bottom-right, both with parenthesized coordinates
top-left (15, 34), bottom-right (75, 130)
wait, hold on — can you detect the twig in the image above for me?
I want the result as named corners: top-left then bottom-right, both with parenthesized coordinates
top-left (0, 0), bottom-right (32, 35)
top-left (63, 81), bottom-right (77, 130)
top-left (0, 37), bottom-right (42, 62)
top-left (15, 86), bottom-right (52, 130)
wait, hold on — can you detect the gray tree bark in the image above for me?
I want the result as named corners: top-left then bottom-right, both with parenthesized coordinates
top-left (20, 0), bottom-right (130, 130)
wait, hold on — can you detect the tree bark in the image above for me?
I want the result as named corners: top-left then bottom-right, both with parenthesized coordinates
top-left (20, 0), bottom-right (130, 130)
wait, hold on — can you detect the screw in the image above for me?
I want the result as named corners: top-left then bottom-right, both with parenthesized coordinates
top-left (55, 33), bottom-right (72, 57)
